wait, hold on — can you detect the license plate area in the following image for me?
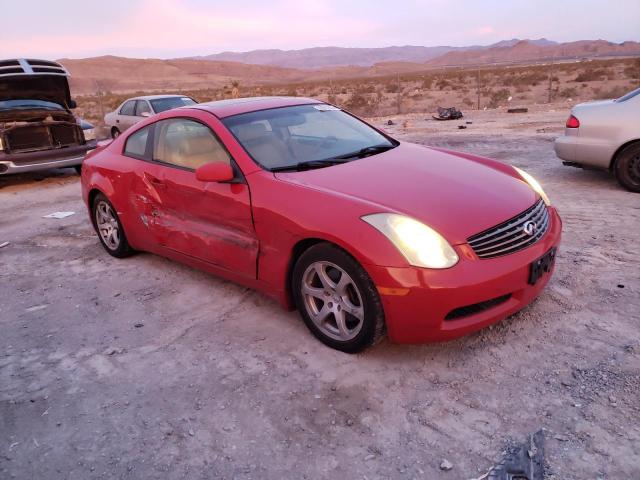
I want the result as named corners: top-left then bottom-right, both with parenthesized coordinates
top-left (529, 247), bottom-right (556, 285)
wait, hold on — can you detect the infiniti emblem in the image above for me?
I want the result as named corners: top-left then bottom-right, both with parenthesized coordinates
top-left (523, 221), bottom-right (537, 236)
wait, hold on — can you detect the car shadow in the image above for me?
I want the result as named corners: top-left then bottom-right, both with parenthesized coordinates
top-left (0, 167), bottom-right (79, 189)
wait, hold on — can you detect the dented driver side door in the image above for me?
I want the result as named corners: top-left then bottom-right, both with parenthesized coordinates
top-left (147, 117), bottom-right (258, 278)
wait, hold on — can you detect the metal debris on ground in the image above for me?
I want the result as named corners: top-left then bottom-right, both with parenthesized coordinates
top-left (0, 241), bottom-right (9, 248)
top-left (507, 108), bottom-right (529, 113)
top-left (432, 106), bottom-right (463, 120)
top-left (480, 430), bottom-right (545, 480)
top-left (43, 211), bottom-right (75, 219)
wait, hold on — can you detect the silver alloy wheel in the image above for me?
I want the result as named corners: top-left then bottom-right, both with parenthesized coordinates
top-left (95, 201), bottom-right (120, 250)
top-left (301, 261), bottom-right (365, 341)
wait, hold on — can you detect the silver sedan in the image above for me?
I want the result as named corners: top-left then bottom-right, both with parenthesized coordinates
top-left (555, 87), bottom-right (640, 192)
top-left (104, 95), bottom-right (196, 139)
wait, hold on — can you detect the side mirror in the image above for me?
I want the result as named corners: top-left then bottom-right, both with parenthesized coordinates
top-left (195, 162), bottom-right (235, 183)
top-left (69, 99), bottom-right (77, 109)
top-left (140, 111), bottom-right (151, 118)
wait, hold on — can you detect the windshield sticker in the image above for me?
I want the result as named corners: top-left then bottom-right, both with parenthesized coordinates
top-left (313, 105), bottom-right (340, 111)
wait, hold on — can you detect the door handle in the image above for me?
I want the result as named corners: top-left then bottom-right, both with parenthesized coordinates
top-left (148, 176), bottom-right (167, 189)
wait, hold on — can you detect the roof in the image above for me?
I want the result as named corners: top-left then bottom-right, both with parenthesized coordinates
top-left (194, 96), bottom-right (322, 118)
top-left (0, 59), bottom-right (69, 77)
top-left (132, 94), bottom-right (192, 101)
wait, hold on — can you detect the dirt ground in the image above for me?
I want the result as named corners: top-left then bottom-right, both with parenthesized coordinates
top-left (1, 107), bottom-right (639, 480)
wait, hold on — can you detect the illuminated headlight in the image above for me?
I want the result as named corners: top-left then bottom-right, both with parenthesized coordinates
top-left (83, 128), bottom-right (96, 141)
top-left (362, 213), bottom-right (459, 269)
top-left (514, 167), bottom-right (551, 206)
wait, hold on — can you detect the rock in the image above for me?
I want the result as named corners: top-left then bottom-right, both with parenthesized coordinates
top-left (364, 454), bottom-right (376, 461)
top-left (134, 323), bottom-right (144, 328)
top-left (439, 459), bottom-right (453, 471)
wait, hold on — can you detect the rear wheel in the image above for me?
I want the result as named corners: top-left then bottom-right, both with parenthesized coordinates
top-left (292, 243), bottom-right (385, 353)
top-left (614, 142), bottom-right (640, 193)
top-left (92, 193), bottom-right (133, 258)
top-left (111, 127), bottom-right (121, 139)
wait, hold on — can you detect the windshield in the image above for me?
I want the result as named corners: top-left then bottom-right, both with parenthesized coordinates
top-left (616, 87), bottom-right (640, 103)
top-left (150, 96), bottom-right (197, 113)
top-left (222, 104), bottom-right (396, 170)
top-left (0, 99), bottom-right (64, 111)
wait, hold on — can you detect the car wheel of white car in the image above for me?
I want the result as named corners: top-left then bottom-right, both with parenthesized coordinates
top-left (614, 142), bottom-right (640, 193)
top-left (111, 127), bottom-right (120, 139)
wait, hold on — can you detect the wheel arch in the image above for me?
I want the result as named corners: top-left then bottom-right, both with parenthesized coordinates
top-left (609, 139), bottom-right (640, 170)
top-left (284, 237), bottom-right (363, 309)
top-left (87, 188), bottom-right (106, 232)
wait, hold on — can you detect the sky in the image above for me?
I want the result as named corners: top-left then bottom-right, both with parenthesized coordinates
top-left (2, 0), bottom-right (639, 60)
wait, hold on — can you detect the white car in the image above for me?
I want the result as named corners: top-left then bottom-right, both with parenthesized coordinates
top-left (104, 95), bottom-right (196, 138)
top-left (555, 87), bottom-right (640, 192)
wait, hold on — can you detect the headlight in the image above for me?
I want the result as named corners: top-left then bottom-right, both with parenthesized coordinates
top-left (514, 166), bottom-right (551, 206)
top-left (362, 213), bottom-right (459, 269)
top-left (83, 128), bottom-right (96, 141)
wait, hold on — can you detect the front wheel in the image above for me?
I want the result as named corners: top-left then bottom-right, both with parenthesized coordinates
top-left (111, 127), bottom-right (121, 139)
top-left (292, 243), bottom-right (385, 353)
top-left (92, 193), bottom-right (134, 258)
top-left (614, 142), bottom-right (640, 193)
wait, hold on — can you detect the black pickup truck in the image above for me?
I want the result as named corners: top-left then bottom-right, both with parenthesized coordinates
top-left (0, 58), bottom-right (96, 175)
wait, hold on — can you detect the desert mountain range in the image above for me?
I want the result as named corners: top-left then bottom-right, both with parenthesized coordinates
top-left (59, 39), bottom-right (640, 95)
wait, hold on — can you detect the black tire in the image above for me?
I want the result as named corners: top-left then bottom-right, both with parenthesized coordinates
top-left (111, 127), bottom-right (120, 139)
top-left (74, 164), bottom-right (82, 175)
top-left (292, 242), bottom-right (385, 353)
top-left (92, 193), bottom-right (134, 258)
top-left (614, 142), bottom-right (640, 193)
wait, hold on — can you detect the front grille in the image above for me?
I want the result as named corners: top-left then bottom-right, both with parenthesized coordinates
top-left (468, 199), bottom-right (549, 259)
top-left (445, 294), bottom-right (512, 320)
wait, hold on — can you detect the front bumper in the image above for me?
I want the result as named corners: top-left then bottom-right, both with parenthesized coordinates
top-left (367, 207), bottom-right (562, 344)
top-left (0, 140), bottom-right (97, 175)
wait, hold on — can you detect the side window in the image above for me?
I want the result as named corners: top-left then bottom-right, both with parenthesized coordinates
top-left (120, 100), bottom-right (136, 116)
top-left (135, 100), bottom-right (152, 116)
top-left (153, 118), bottom-right (231, 170)
top-left (124, 125), bottom-right (151, 159)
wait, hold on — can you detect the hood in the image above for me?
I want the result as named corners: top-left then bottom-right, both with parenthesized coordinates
top-left (275, 142), bottom-right (538, 244)
top-left (0, 75), bottom-right (72, 109)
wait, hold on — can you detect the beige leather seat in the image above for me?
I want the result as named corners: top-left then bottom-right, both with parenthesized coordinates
top-left (234, 122), bottom-right (291, 168)
top-left (162, 131), bottom-right (229, 170)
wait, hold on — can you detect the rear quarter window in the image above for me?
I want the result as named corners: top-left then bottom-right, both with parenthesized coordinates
top-left (124, 126), bottom-right (151, 159)
top-left (120, 100), bottom-right (136, 116)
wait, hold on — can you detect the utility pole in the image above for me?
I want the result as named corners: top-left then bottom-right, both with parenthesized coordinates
top-left (94, 79), bottom-right (105, 121)
top-left (476, 67), bottom-right (481, 110)
top-left (396, 73), bottom-right (401, 114)
top-left (547, 57), bottom-right (554, 103)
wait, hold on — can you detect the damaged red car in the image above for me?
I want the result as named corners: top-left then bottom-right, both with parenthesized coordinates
top-left (81, 97), bottom-right (562, 352)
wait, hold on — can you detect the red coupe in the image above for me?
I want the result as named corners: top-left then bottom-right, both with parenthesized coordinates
top-left (81, 97), bottom-right (562, 352)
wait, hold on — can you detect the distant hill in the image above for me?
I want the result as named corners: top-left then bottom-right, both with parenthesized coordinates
top-left (59, 39), bottom-right (640, 95)
top-left (191, 38), bottom-right (556, 68)
top-left (426, 39), bottom-right (640, 66)
top-left (188, 39), bottom-right (564, 68)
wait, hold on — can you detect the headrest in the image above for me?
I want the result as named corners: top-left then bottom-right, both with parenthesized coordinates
top-left (179, 135), bottom-right (217, 155)
top-left (234, 122), bottom-right (267, 142)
